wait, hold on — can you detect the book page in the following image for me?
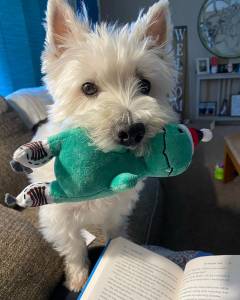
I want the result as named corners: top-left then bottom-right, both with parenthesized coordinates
top-left (80, 237), bottom-right (183, 300)
top-left (179, 255), bottom-right (240, 300)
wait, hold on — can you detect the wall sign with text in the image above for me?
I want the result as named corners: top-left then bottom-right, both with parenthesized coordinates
top-left (172, 26), bottom-right (188, 117)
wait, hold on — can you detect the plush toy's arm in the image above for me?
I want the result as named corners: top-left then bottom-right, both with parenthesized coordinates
top-left (12, 140), bottom-right (54, 170)
top-left (110, 173), bottom-right (139, 193)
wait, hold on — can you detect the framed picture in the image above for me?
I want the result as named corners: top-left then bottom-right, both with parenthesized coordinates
top-left (217, 64), bottom-right (228, 73)
top-left (199, 101), bottom-right (217, 116)
top-left (196, 58), bottom-right (210, 74)
top-left (231, 95), bottom-right (240, 116)
top-left (233, 63), bottom-right (240, 73)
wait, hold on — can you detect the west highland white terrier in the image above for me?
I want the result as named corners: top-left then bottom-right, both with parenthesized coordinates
top-left (30, 0), bottom-right (177, 291)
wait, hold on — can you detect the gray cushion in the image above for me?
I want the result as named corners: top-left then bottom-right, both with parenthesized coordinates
top-left (0, 205), bottom-right (63, 300)
top-left (0, 98), bottom-right (32, 204)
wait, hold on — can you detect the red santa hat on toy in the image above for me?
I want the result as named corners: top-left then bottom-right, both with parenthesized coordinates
top-left (177, 124), bottom-right (213, 153)
top-left (188, 127), bottom-right (213, 148)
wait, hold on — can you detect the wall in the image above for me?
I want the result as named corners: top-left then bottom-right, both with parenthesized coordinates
top-left (100, 0), bottom-right (216, 119)
top-left (0, 0), bottom-right (47, 96)
top-left (73, 0), bottom-right (100, 23)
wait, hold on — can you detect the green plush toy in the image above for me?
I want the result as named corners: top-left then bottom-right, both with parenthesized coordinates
top-left (5, 124), bottom-right (212, 207)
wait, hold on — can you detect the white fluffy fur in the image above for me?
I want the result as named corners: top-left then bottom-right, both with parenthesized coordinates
top-left (31, 0), bottom-right (177, 291)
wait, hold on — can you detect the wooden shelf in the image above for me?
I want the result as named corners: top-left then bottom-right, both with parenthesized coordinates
top-left (197, 73), bottom-right (240, 80)
top-left (198, 116), bottom-right (240, 122)
top-left (196, 73), bottom-right (240, 122)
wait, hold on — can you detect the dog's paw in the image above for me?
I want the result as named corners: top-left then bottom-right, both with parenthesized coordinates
top-left (64, 263), bottom-right (89, 292)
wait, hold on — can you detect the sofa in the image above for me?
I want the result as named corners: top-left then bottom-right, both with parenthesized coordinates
top-left (0, 90), bottom-right (164, 300)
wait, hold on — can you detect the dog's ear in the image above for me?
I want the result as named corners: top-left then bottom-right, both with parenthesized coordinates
top-left (45, 0), bottom-right (89, 55)
top-left (133, 0), bottom-right (172, 49)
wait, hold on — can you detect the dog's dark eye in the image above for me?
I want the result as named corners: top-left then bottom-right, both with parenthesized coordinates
top-left (139, 79), bottom-right (151, 95)
top-left (82, 82), bottom-right (98, 96)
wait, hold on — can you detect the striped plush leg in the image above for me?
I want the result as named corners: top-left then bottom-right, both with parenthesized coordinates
top-left (5, 183), bottom-right (54, 208)
top-left (13, 140), bottom-right (53, 169)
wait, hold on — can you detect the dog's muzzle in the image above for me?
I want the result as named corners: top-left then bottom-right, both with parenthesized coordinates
top-left (116, 122), bottom-right (146, 147)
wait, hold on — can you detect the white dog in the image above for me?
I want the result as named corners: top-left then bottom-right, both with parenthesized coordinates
top-left (30, 0), bottom-right (177, 291)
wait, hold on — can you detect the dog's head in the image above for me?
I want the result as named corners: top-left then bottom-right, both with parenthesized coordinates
top-left (42, 0), bottom-right (177, 155)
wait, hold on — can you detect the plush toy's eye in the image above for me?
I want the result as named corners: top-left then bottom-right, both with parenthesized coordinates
top-left (82, 82), bottom-right (98, 96)
top-left (178, 128), bottom-right (184, 133)
top-left (139, 79), bottom-right (151, 95)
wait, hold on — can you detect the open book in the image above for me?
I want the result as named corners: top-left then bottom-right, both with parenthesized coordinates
top-left (78, 237), bottom-right (240, 300)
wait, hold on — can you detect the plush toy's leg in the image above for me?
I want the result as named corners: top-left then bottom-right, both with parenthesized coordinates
top-left (5, 183), bottom-right (54, 208)
top-left (10, 160), bottom-right (33, 174)
top-left (110, 173), bottom-right (139, 193)
top-left (13, 140), bottom-right (53, 169)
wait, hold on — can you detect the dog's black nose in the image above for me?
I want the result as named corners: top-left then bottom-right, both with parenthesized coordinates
top-left (118, 123), bottom-right (145, 146)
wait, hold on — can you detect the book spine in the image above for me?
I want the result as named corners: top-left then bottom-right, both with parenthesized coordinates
top-left (194, 251), bottom-right (212, 258)
top-left (77, 240), bottom-right (111, 299)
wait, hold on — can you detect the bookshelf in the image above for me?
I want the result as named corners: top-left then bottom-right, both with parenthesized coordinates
top-left (196, 73), bottom-right (240, 123)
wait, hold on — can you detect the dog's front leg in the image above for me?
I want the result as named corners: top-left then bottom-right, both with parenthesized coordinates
top-left (63, 234), bottom-right (89, 292)
top-left (103, 214), bottom-right (128, 240)
top-left (39, 205), bottom-right (89, 292)
top-left (102, 188), bottom-right (142, 240)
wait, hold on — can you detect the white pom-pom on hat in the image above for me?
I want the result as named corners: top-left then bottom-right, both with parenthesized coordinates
top-left (200, 129), bottom-right (213, 142)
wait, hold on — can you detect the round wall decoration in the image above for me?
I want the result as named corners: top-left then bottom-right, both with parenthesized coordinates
top-left (198, 0), bottom-right (240, 58)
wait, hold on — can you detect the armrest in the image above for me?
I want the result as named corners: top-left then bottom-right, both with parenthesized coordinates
top-left (0, 205), bottom-right (63, 300)
top-left (0, 106), bottom-right (32, 205)
top-left (6, 86), bottom-right (53, 129)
